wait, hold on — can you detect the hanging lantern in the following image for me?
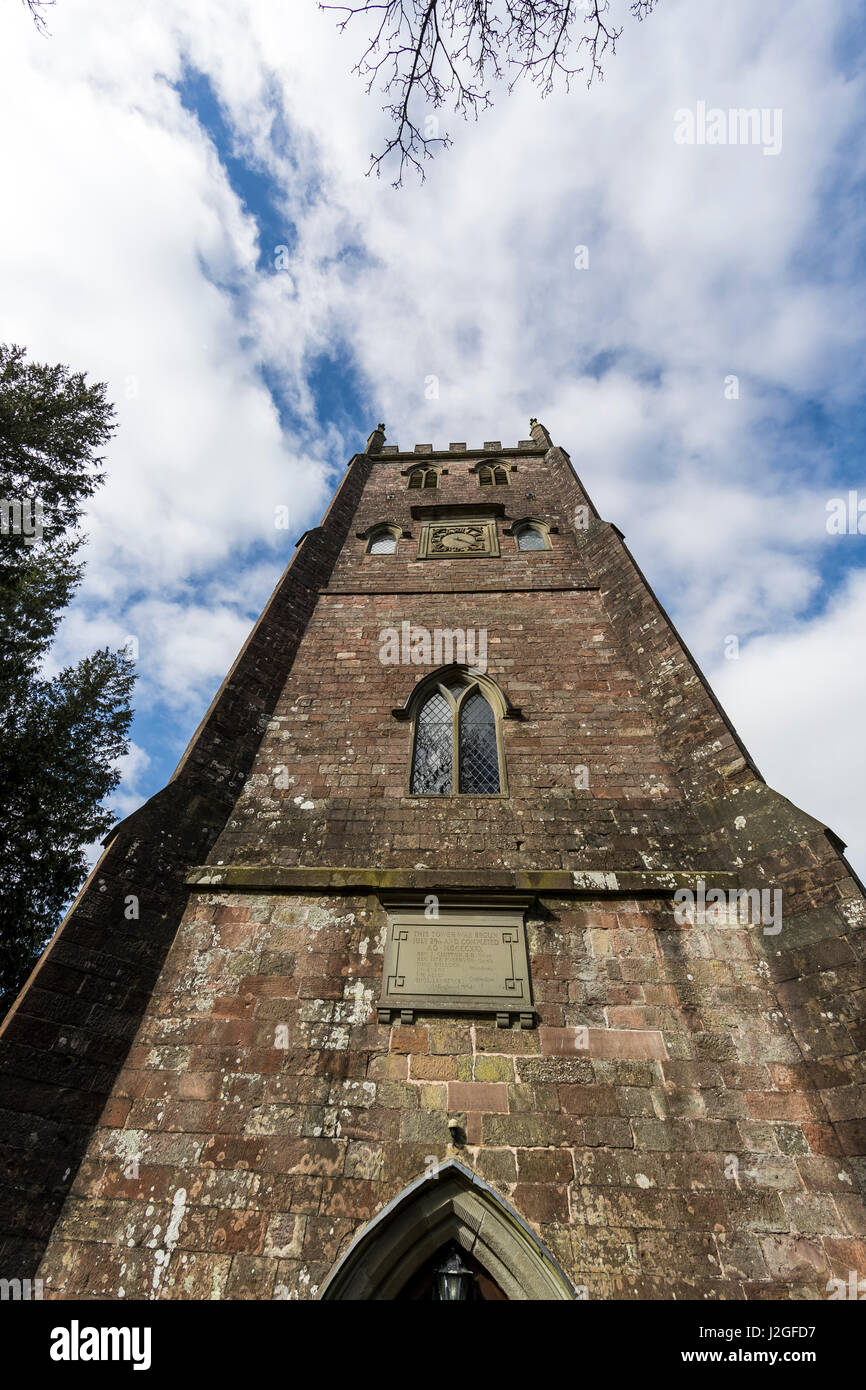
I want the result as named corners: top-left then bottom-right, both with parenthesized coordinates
top-left (434, 1246), bottom-right (473, 1301)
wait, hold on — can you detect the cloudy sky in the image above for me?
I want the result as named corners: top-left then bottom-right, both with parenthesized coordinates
top-left (2, 0), bottom-right (865, 873)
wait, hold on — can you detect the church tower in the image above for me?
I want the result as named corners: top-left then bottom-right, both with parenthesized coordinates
top-left (1, 421), bottom-right (863, 1300)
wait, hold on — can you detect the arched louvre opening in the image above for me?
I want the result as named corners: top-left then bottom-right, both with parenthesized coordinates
top-left (478, 465), bottom-right (509, 486)
top-left (408, 467), bottom-right (439, 490)
top-left (409, 675), bottom-right (503, 795)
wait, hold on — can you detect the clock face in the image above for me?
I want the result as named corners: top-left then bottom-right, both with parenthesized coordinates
top-left (430, 525), bottom-right (486, 554)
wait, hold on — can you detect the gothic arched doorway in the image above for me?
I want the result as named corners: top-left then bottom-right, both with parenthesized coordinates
top-left (318, 1160), bottom-right (576, 1301)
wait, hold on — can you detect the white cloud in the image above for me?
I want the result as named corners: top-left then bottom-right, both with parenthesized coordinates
top-left (0, 0), bottom-right (333, 598)
top-left (710, 570), bottom-right (866, 871)
top-left (109, 740), bottom-right (153, 821)
top-left (124, 596), bottom-right (255, 712)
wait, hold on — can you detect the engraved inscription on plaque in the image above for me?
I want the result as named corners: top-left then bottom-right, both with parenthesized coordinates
top-left (378, 900), bottom-right (536, 1026)
top-left (390, 925), bottom-right (524, 1000)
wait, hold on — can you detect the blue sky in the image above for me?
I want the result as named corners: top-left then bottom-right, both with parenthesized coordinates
top-left (1, 0), bottom-right (865, 870)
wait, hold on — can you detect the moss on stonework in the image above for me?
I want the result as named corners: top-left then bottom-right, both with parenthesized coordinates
top-left (473, 1055), bottom-right (515, 1082)
top-left (419, 1083), bottom-right (447, 1110)
top-left (774, 1125), bottom-right (810, 1156)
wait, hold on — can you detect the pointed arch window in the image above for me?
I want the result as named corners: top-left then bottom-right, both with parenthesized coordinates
top-left (478, 465), bottom-right (509, 487)
top-left (410, 674), bottom-right (504, 795)
top-left (408, 467), bottom-right (439, 490)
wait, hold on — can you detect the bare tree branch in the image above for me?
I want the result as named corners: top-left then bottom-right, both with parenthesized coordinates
top-left (322, 0), bottom-right (660, 184)
top-left (22, 0), bottom-right (55, 35)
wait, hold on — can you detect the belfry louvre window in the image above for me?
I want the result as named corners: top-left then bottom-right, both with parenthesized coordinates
top-left (410, 676), bottom-right (503, 794)
top-left (408, 467), bottom-right (439, 490)
top-left (479, 465), bottom-right (509, 487)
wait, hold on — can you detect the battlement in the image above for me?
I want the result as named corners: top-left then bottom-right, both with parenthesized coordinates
top-left (368, 418), bottom-right (553, 458)
top-left (377, 441), bottom-right (543, 459)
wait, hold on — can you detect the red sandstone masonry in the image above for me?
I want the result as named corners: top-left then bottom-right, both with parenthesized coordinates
top-left (447, 1082), bottom-right (509, 1112)
top-left (540, 1027), bottom-right (669, 1061)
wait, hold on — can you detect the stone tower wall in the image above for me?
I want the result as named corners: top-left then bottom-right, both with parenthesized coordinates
top-left (2, 425), bottom-right (863, 1297)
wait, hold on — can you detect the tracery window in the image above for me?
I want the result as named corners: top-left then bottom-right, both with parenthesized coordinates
top-left (410, 674), bottom-right (504, 794)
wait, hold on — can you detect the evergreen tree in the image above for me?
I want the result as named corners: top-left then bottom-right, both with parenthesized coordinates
top-left (0, 343), bottom-right (135, 1012)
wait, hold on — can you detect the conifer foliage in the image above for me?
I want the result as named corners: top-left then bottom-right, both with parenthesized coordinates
top-left (0, 344), bottom-right (135, 1012)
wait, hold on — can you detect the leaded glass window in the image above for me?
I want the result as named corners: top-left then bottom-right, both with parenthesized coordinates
top-left (458, 691), bottom-right (500, 792)
top-left (410, 691), bottom-right (453, 793)
top-left (410, 678), bottom-right (503, 795)
top-left (516, 525), bottom-right (546, 551)
top-left (368, 529), bottom-right (397, 554)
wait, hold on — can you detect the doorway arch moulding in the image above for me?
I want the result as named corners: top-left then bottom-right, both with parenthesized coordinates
top-left (318, 1159), bottom-right (577, 1301)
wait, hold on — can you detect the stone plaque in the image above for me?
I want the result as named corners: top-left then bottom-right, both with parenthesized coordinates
top-left (378, 900), bottom-right (535, 1026)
